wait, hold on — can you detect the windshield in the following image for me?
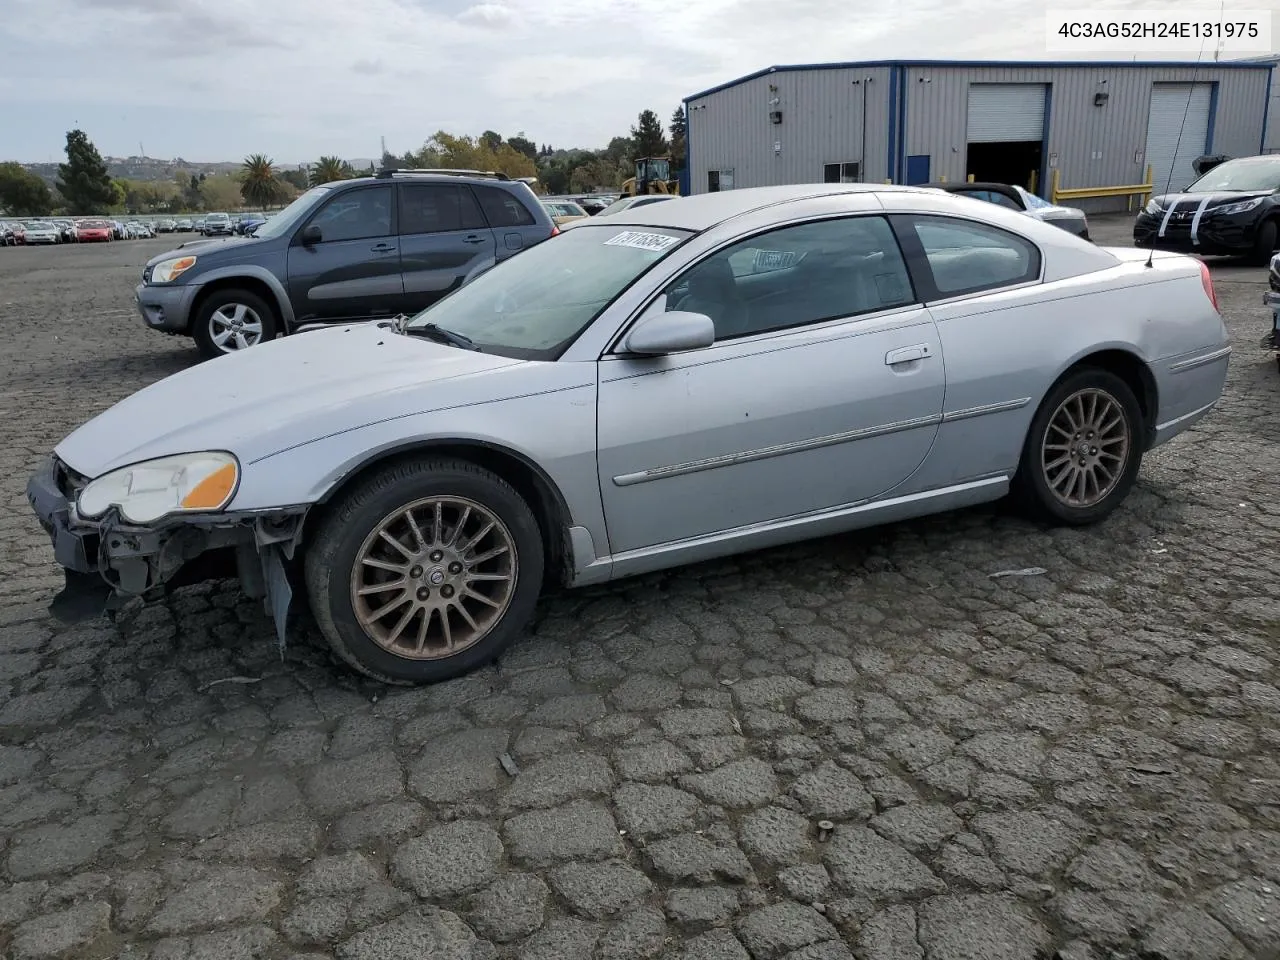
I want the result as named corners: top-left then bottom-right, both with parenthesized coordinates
top-left (1017, 188), bottom-right (1053, 210)
top-left (251, 186), bottom-right (331, 239)
top-left (1186, 158), bottom-right (1280, 194)
top-left (406, 224), bottom-right (692, 359)
top-left (597, 197), bottom-right (636, 216)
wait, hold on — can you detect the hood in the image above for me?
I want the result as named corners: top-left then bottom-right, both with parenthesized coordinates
top-left (1150, 189), bottom-right (1274, 209)
top-left (55, 322), bottom-right (526, 477)
top-left (145, 235), bottom-right (260, 265)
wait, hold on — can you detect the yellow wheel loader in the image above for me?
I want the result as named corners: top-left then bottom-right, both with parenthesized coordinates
top-left (621, 157), bottom-right (681, 197)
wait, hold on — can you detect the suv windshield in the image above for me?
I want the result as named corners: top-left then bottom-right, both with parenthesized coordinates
top-left (1186, 157), bottom-right (1280, 194)
top-left (406, 223), bottom-right (692, 359)
top-left (252, 186), bottom-right (331, 239)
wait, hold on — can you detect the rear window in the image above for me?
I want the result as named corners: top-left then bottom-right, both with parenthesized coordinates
top-left (475, 186), bottom-right (536, 227)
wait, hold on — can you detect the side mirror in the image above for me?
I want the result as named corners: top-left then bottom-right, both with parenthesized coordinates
top-left (622, 310), bottom-right (715, 355)
top-left (300, 224), bottom-right (322, 246)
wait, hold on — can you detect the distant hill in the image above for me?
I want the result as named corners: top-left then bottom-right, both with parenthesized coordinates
top-left (21, 156), bottom-right (308, 186)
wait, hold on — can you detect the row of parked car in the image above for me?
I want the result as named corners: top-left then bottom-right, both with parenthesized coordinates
top-left (0, 218), bottom-right (159, 245)
top-left (0, 211), bottom-right (274, 247)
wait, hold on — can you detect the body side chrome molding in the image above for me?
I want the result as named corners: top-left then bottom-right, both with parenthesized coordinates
top-left (612, 397), bottom-right (1030, 487)
top-left (1167, 345), bottom-right (1231, 374)
top-left (1155, 398), bottom-right (1218, 432)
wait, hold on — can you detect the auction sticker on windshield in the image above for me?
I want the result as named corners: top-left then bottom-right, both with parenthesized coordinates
top-left (604, 231), bottom-right (680, 251)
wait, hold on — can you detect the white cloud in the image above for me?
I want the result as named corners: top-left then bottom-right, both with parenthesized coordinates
top-left (0, 0), bottom-right (1236, 162)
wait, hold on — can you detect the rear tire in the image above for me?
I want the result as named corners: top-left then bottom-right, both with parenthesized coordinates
top-left (1011, 368), bottom-right (1144, 526)
top-left (1249, 220), bottom-right (1277, 267)
top-left (304, 458), bottom-right (544, 685)
top-left (192, 287), bottom-right (278, 359)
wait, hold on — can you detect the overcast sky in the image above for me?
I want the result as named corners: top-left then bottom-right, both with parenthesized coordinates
top-left (0, 0), bottom-right (1253, 164)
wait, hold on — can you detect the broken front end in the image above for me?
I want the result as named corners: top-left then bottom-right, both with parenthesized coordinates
top-left (26, 455), bottom-right (307, 644)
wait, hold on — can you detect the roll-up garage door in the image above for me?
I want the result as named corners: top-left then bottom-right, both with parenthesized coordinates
top-left (1144, 83), bottom-right (1212, 194)
top-left (967, 84), bottom-right (1047, 142)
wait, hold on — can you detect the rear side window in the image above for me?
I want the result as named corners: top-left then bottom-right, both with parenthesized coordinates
top-left (399, 184), bottom-right (487, 234)
top-left (474, 186), bottom-right (536, 227)
top-left (900, 215), bottom-right (1040, 299)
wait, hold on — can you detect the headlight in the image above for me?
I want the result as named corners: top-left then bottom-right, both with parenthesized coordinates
top-left (1216, 197), bottom-right (1264, 216)
top-left (1143, 200), bottom-right (1162, 215)
top-left (150, 255), bottom-right (197, 283)
top-left (77, 452), bottom-right (239, 524)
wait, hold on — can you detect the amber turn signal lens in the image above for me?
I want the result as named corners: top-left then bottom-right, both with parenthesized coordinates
top-left (180, 462), bottom-right (237, 509)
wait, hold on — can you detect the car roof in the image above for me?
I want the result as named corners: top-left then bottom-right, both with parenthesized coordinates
top-left (599, 183), bottom-right (942, 231)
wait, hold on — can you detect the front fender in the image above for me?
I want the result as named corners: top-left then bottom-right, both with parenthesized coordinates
top-left (228, 383), bottom-right (609, 568)
top-left (190, 262), bottom-right (296, 329)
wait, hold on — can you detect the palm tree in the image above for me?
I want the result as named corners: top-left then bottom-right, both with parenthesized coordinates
top-left (310, 156), bottom-right (353, 186)
top-left (240, 154), bottom-right (280, 208)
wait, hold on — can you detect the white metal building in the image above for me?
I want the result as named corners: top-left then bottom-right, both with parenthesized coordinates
top-left (683, 59), bottom-right (1273, 211)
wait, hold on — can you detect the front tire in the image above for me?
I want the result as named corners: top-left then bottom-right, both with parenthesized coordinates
top-left (1249, 220), bottom-right (1277, 267)
top-left (192, 287), bottom-right (278, 359)
top-left (304, 458), bottom-right (545, 684)
top-left (1012, 368), bottom-right (1144, 526)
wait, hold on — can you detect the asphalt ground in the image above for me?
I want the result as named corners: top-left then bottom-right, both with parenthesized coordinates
top-left (0, 216), bottom-right (1277, 960)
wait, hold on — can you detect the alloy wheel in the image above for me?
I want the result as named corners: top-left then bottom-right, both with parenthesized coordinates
top-left (349, 496), bottom-right (518, 660)
top-left (1040, 387), bottom-right (1130, 508)
top-left (209, 303), bottom-right (264, 352)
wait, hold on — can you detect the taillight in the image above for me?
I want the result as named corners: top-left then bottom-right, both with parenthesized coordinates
top-left (1199, 261), bottom-right (1219, 313)
top-left (549, 225), bottom-right (560, 237)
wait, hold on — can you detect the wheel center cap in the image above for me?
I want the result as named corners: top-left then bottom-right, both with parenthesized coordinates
top-left (1076, 442), bottom-right (1091, 458)
top-left (427, 567), bottom-right (446, 586)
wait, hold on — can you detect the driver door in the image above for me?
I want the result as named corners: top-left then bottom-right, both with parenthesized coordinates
top-left (286, 184), bottom-right (403, 324)
top-left (596, 214), bottom-right (946, 556)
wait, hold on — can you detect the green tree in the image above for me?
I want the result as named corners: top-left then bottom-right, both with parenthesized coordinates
top-left (240, 154), bottom-right (281, 208)
top-left (507, 135), bottom-right (537, 161)
top-left (406, 132), bottom-right (536, 179)
top-left (278, 167), bottom-right (310, 191)
top-left (0, 162), bottom-right (55, 216)
top-left (669, 106), bottom-right (687, 170)
top-left (56, 129), bottom-right (116, 213)
top-left (309, 156), bottom-right (353, 185)
top-left (479, 130), bottom-right (503, 153)
top-left (630, 110), bottom-right (669, 161)
top-left (200, 174), bottom-right (243, 211)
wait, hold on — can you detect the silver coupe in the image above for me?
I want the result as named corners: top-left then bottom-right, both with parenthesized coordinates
top-left (28, 184), bottom-right (1230, 684)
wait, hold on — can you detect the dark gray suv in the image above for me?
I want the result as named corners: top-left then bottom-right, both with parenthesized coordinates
top-left (135, 170), bottom-right (557, 358)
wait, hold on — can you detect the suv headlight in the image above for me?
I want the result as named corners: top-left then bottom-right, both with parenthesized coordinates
top-left (150, 255), bottom-right (197, 283)
top-left (77, 452), bottom-right (239, 524)
top-left (1216, 197), bottom-right (1264, 216)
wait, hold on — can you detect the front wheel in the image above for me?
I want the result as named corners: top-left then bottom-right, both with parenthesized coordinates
top-left (192, 288), bottom-right (278, 358)
top-left (1012, 368), bottom-right (1144, 526)
top-left (1249, 220), bottom-right (1277, 267)
top-left (304, 458), bottom-right (545, 684)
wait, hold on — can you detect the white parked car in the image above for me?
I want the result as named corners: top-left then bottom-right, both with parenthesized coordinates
top-left (23, 222), bottom-right (62, 244)
top-left (29, 184), bottom-right (1228, 684)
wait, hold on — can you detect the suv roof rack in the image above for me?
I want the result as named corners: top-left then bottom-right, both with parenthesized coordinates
top-left (375, 167), bottom-right (510, 181)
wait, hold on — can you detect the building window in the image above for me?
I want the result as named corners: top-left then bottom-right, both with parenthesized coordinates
top-left (708, 169), bottom-right (735, 192)
top-left (823, 162), bottom-right (860, 183)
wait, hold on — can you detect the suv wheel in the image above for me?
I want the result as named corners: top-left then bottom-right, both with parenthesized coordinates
top-left (304, 457), bottom-right (544, 684)
top-left (192, 288), bottom-right (279, 359)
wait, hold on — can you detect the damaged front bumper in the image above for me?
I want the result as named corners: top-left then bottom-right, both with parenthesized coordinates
top-left (26, 456), bottom-right (308, 643)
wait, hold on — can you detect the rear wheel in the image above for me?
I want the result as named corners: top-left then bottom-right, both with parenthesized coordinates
top-left (192, 288), bottom-right (278, 359)
top-left (1012, 368), bottom-right (1144, 526)
top-left (304, 458), bottom-right (544, 684)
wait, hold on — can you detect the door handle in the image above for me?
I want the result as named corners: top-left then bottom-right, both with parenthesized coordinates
top-left (370, 242), bottom-right (396, 253)
top-left (885, 344), bottom-right (931, 366)
top-left (462, 235), bottom-right (486, 244)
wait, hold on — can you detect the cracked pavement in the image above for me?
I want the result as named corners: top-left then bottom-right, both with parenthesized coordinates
top-left (1, 220), bottom-right (1278, 960)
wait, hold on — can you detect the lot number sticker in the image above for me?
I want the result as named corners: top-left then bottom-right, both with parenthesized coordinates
top-left (604, 231), bottom-right (679, 251)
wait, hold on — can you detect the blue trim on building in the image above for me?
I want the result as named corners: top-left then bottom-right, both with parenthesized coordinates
top-left (1039, 82), bottom-right (1053, 199)
top-left (1261, 68), bottom-right (1274, 154)
top-left (886, 68), bottom-right (899, 183)
top-left (684, 58), bottom-right (1272, 104)
top-left (1205, 81), bottom-right (1219, 152)
top-left (682, 98), bottom-right (692, 195)
top-left (896, 66), bottom-right (908, 182)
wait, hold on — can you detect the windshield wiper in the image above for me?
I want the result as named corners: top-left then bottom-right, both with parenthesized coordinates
top-left (405, 321), bottom-right (480, 351)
